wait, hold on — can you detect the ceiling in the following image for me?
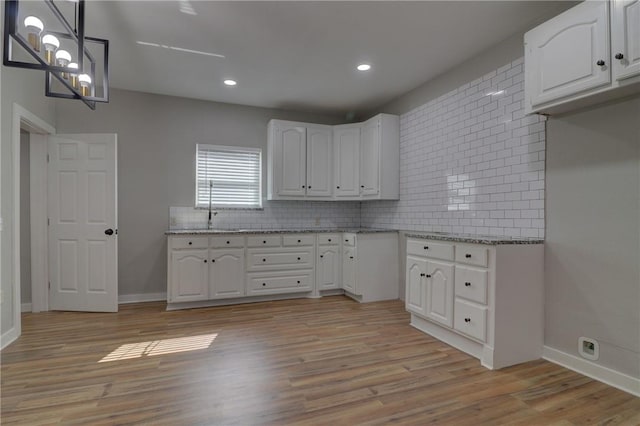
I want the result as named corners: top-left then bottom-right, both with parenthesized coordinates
top-left (84, 1), bottom-right (572, 116)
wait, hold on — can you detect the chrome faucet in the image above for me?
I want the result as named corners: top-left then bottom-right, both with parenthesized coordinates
top-left (207, 180), bottom-right (217, 229)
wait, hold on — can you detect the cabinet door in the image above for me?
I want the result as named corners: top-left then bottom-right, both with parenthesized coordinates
top-left (306, 125), bottom-right (333, 197)
top-left (525, 1), bottom-right (610, 107)
top-left (274, 124), bottom-right (306, 196)
top-left (209, 248), bottom-right (245, 299)
top-left (425, 261), bottom-right (454, 328)
top-left (342, 247), bottom-right (357, 294)
top-left (406, 256), bottom-right (427, 316)
top-left (360, 117), bottom-right (380, 196)
top-left (612, 0), bottom-right (640, 81)
top-left (333, 126), bottom-right (360, 197)
top-left (170, 250), bottom-right (209, 302)
top-left (317, 246), bottom-right (341, 290)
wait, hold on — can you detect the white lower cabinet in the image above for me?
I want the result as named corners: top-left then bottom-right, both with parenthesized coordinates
top-left (317, 239), bottom-right (341, 291)
top-left (209, 248), bottom-right (245, 299)
top-left (406, 237), bottom-right (544, 369)
top-left (342, 246), bottom-right (357, 294)
top-left (170, 249), bottom-right (209, 302)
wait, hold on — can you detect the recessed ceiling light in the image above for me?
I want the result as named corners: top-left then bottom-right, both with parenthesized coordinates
top-left (357, 64), bottom-right (371, 71)
top-left (224, 79), bottom-right (237, 86)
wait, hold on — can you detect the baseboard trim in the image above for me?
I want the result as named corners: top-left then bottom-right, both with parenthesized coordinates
top-left (21, 303), bottom-right (32, 312)
top-left (542, 346), bottom-right (640, 397)
top-left (1, 327), bottom-right (19, 350)
top-left (118, 293), bottom-right (167, 304)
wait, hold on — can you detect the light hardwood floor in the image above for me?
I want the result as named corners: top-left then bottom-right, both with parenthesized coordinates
top-left (2, 296), bottom-right (639, 425)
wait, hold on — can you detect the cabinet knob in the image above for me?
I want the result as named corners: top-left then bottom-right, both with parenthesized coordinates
top-left (262, 258), bottom-right (266, 262)
top-left (465, 282), bottom-right (471, 287)
top-left (204, 259), bottom-right (207, 263)
top-left (465, 254), bottom-right (472, 258)
top-left (420, 273), bottom-right (426, 277)
top-left (297, 280), bottom-right (300, 284)
top-left (297, 239), bottom-right (301, 243)
top-left (188, 241), bottom-right (192, 245)
top-left (302, 185), bottom-right (306, 188)
top-left (226, 241), bottom-right (230, 244)
top-left (263, 240), bottom-right (266, 244)
top-left (297, 257), bottom-right (301, 260)
top-left (360, 185), bottom-right (364, 188)
top-left (212, 259), bottom-right (216, 263)
top-left (262, 283), bottom-right (266, 286)
top-left (328, 239), bottom-right (331, 242)
top-left (308, 186), bottom-right (312, 189)
top-left (464, 318), bottom-right (471, 323)
top-left (320, 255), bottom-right (324, 258)
top-left (597, 59), bottom-right (605, 66)
top-left (615, 53), bottom-right (624, 60)
top-left (426, 274), bottom-right (432, 278)
top-left (349, 256), bottom-right (354, 259)
top-left (336, 186), bottom-right (340, 189)
top-left (424, 246), bottom-right (429, 250)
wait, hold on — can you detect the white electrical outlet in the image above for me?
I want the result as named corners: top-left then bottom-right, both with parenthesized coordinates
top-left (578, 337), bottom-right (599, 361)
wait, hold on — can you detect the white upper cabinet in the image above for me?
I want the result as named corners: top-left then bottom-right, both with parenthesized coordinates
top-left (306, 125), bottom-right (333, 197)
top-left (525, 0), bottom-right (640, 115)
top-left (333, 125), bottom-right (361, 198)
top-left (525, 1), bottom-right (610, 109)
top-left (268, 114), bottom-right (399, 201)
top-left (267, 121), bottom-right (332, 200)
top-left (612, 0), bottom-right (640, 81)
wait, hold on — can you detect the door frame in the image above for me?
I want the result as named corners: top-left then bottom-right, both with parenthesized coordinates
top-left (10, 104), bottom-right (55, 343)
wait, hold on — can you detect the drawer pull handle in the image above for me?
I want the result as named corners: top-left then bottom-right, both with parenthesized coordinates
top-left (465, 254), bottom-right (472, 258)
top-left (426, 274), bottom-right (431, 278)
top-left (424, 246), bottom-right (429, 250)
top-left (464, 318), bottom-right (471, 323)
top-left (345, 239), bottom-right (349, 242)
top-left (188, 241), bottom-right (192, 245)
top-left (465, 282), bottom-right (471, 287)
top-left (420, 273), bottom-right (426, 277)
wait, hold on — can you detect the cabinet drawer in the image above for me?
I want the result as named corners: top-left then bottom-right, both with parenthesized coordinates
top-left (247, 235), bottom-right (281, 247)
top-left (247, 270), bottom-right (313, 295)
top-left (246, 248), bottom-right (314, 271)
top-left (283, 234), bottom-right (315, 247)
top-left (210, 235), bottom-right (245, 248)
top-left (454, 266), bottom-right (488, 305)
top-left (455, 244), bottom-right (488, 267)
top-left (171, 236), bottom-right (209, 250)
top-left (407, 239), bottom-right (454, 261)
top-left (454, 300), bottom-right (487, 342)
top-left (318, 233), bottom-right (340, 246)
top-left (343, 233), bottom-right (356, 246)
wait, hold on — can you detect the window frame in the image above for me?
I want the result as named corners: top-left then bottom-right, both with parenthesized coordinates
top-left (195, 144), bottom-right (263, 210)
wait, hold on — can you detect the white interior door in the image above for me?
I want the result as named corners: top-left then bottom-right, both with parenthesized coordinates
top-left (48, 134), bottom-right (118, 312)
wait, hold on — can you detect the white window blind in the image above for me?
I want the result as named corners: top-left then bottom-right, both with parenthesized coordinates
top-left (196, 144), bottom-right (262, 208)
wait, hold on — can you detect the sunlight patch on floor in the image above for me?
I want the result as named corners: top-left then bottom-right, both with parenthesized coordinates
top-left (99, 333), bottom-right (218, 362)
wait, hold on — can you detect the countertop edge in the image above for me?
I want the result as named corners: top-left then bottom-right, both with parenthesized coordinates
top-left (404, 233), bottom-right (544, 245)
top-left (165, 228), bottom-right (398, 235)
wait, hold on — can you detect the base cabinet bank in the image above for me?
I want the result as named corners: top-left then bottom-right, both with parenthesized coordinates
top-left (405, 235), bottom-right (544, 369)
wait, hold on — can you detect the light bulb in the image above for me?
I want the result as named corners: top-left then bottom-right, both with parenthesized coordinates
top-left (42, 34), bottom-right (60, 65)
top-left (68, 62), bottom-right (79, 89)
top-left (24, 16), bottom-right (44, 51)
top-left (78, 73), bottom-right (92, 96)
top-left (55, 50), bottom-right (72, 78)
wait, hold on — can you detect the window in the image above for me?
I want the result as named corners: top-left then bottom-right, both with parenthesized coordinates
top-left (196, 144), bottom-right (262, 208)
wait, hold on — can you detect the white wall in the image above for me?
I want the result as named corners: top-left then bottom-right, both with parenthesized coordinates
top-left (545, 96), bottom-right (640, 379)
top-left (54, 89), bottom-right (353, 297)
top-left (361, 57), bottom-right (546, 238)
top-left (1, 65), bottom-right (56, 336)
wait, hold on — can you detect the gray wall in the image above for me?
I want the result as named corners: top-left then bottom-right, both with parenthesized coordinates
top-left (1, 65), bottom-right (56, 336)
top-left (55, 89), bottom-right (344, 297)
top-left (20, 130), bottom-right (31, 305)
top-left (545, 96), bottom-right (640, 378)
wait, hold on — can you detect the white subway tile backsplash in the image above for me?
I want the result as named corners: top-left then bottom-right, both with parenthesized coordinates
top-left (361, 57), bottom-right (545, 238)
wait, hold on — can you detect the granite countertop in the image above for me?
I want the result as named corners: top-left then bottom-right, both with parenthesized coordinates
top-left (404, 232), bottom-right (543, 245)
top-left (165, 228), bottom-right (398, 235)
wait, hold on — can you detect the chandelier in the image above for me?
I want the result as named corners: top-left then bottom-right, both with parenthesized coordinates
top-left (3, 0), bottom-right (109, 110)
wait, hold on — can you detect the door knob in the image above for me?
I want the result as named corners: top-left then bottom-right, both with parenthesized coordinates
top-left (104, 228), bottom-right (114, 236)
top-left (615, 53), bottom-right (624, 60)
